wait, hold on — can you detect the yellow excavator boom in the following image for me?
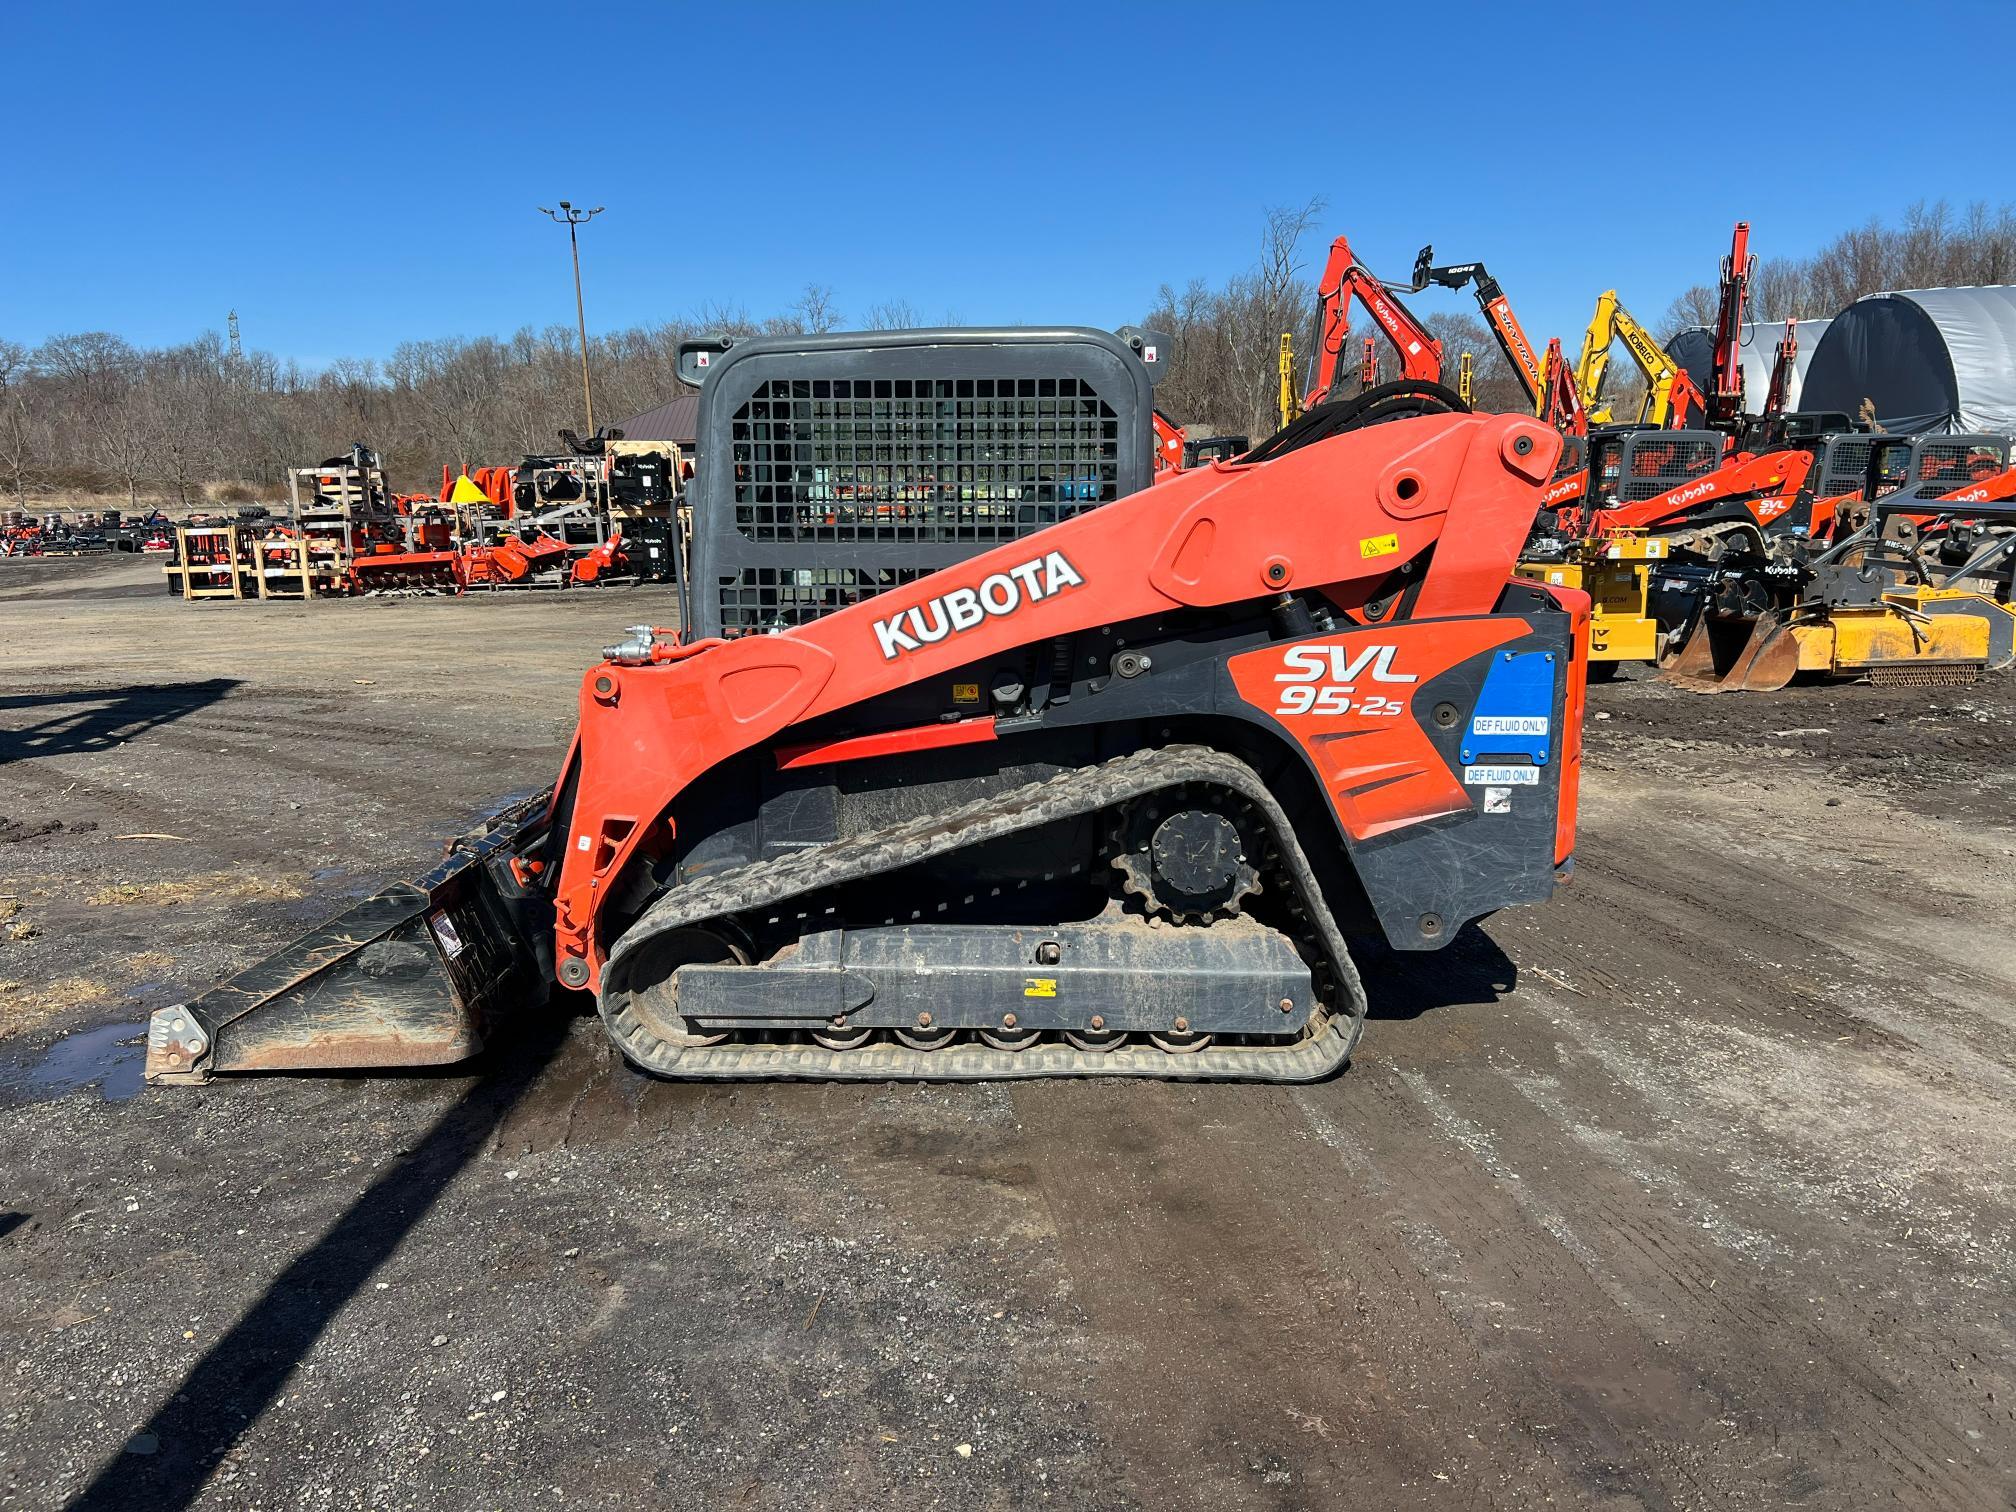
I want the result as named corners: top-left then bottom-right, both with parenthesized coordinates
top-left (1575, 290), bottom-right (1685, 427)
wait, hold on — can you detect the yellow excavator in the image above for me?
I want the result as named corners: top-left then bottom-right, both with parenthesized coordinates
top-left (1277, 332), bottom-right (1300, 431)
top-left (1575, 291), bottom-right (1710, 429)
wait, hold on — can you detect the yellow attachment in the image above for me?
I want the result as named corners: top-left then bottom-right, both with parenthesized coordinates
top-left (1517, 535), bottom-right (1668, 664)
top-left (1695, 584), bottom-right (2016, 693)
top-left (1277, 333), bottom-right (1300, 431)
top-left (1800, 588), bottom-right (2001, 676)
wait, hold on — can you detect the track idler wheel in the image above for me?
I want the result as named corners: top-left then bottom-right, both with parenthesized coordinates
top-left (979, 1024), bottom-right (1040, 1051)
top-left (622, 927), bottom-right (747, 1048)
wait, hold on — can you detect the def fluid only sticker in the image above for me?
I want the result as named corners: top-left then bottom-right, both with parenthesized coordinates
top-left (1460, 650), bottom-right (1554, 766)
top-left (1464, 765), bottom-right (1540, 786)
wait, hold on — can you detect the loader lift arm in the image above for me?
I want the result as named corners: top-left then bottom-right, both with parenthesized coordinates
top-left (1152, 410), bottom-right (1186, 474)
top-left (1306, 235), bottom-right (1443, 406)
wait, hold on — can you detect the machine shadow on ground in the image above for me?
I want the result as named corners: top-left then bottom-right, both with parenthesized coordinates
top-left (63, 1012), bottom-right (572, 1512)
top-left (1354, 923), bottom-right (1517, 1021)
top-left (0, 679), bottom-right (242, 764)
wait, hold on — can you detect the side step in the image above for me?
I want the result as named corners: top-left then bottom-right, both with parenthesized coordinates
top-left (146, 796), bottom-right (552, 1084)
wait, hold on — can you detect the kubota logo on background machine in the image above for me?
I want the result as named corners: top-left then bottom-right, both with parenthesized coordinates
top-left (873, 549), bottom-right (1085, 659)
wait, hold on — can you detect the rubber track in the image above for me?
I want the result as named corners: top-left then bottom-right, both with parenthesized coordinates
top-left (598, 745), bottom-right (1368, 1082)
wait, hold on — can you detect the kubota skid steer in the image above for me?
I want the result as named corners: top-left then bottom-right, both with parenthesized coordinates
top-left (147, 330), bottom-right (1585, 1087)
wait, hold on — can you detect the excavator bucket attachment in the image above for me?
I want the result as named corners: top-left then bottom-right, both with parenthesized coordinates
top-left (1715, 619), bottom-right (1806, 693)
top-left (1662, 612), bottom-right (1800, 693)
top-left (145, 796), bottom-right (551, 1084)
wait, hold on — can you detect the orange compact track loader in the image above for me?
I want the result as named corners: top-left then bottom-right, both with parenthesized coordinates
top-left (148, 329), bottom-right (1585, 1087)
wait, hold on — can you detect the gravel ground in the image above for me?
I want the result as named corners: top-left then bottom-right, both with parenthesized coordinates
top-left (2, 554), bottom-right (2013, 1510)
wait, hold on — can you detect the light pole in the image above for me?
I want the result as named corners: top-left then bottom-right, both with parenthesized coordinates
top-left (539, 201), bottom-right (604, 434)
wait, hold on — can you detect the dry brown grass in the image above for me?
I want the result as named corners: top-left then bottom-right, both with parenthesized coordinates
top-left (0, 951), bottom-right (185, 1041)
top-left (86, 873), bottom-right (303, 908)
top-left (0, 975), bottom-right (115, 1039)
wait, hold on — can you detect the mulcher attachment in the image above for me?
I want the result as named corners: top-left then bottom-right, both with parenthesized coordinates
top-left (1662, 528), bottom-right (2016, 693)
top-left (145, 797), bottom-right (551, 1083)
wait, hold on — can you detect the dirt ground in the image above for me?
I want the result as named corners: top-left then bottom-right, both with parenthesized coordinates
top-left (2, 553), bottom-right (2013, 1511)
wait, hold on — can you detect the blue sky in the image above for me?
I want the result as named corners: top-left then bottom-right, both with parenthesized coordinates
top-left (5, 0), bottom-right (2010, 368)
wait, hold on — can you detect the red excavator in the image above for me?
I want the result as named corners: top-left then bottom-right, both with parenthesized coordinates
top-left (148, 329), bottom-right (1583, 1087)
top-left (1706, 222), bottom-right (1755, 435)
top-left (1305, 235), bottom-right (1444, 406)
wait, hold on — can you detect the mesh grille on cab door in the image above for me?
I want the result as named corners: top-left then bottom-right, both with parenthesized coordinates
top-left (1615, 432), bottom-right (1723, 502)
top-left (1911, 438), bottom-right (2008, 498)
top-left (729, 377), bottom-right (1120, 545)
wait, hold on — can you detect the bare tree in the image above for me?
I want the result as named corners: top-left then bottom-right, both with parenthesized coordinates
top-left (863, 298), bottom-right (926, 330)
top-left (0, 341), bottom-right (36, 507)
top-left (0, 392), bottom-right (35, 508)
top-left (94, 387), bottom-right (154, 510)
top-left (1658, 283), bottom-right (1719, 340)
top-left (1225, 199), bottom-right (1329, 432)
top-left (792, 284), bottom-right (843, 334)
top-left (1748, 257), bottom-right (1812, 324)
top-left (386, 339), bottom-right (504, 471)
top-left (132, 368), bottom-right (220, 509)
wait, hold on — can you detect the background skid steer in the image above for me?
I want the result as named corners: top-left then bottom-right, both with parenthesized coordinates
top-left (149, 329), bottom-right (1587, 1086)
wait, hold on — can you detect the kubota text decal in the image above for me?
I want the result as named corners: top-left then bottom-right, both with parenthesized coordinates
top-left (873, 550), bottom-right (1084, 660)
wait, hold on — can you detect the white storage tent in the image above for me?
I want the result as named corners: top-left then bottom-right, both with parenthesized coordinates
top-left (1800, 286), bottom-right (2016, 435)
top-left (1668, 318), bottom-right (1831, 416)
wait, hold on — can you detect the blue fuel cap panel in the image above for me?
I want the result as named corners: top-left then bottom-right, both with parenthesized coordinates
top-left (1459, 650), bottom-right (1554, 766)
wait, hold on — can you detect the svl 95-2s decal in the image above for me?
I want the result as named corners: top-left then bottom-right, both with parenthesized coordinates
top-left (1271, 643), bottom-right (1417, 717)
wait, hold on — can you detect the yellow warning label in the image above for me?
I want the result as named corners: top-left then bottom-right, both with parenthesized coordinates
top-left (951, 682), bottom-right (981, 704)
top-left (1023, 978), bottom-right (1057, 998)
top-left (1359, 533), bottom-right (1400, 559)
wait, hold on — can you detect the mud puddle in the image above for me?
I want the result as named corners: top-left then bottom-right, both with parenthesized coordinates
top-left (0, 1019), bottom-right (147, 1103)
